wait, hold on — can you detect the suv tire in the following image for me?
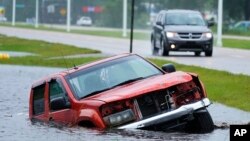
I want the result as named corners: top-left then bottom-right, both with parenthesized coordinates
top-left (205, 48), bottom-right (213, 57)
top-left (151, 38), bottom-right (158, 55)
top-left (205, 51), bottom-right (213, 57)
top-left (159, 40), bottom-right (169, 56)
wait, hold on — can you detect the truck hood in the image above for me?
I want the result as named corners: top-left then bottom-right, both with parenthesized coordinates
top-left (85, 71), bottom-right (193, 103)
top-left (164, 25), bottom-right (211, 33)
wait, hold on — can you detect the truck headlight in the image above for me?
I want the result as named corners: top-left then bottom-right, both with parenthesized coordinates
top-left (103, 109), bottom-right (135, 127)
top-left (166, 32), bottom-right (176, 38)
top-left (203, 32), bottom-right (212, 39)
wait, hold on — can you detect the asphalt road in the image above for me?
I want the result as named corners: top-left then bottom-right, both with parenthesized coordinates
top-left (0, 26), bottom-right (250, 75)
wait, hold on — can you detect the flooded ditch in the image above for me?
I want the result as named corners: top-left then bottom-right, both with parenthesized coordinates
top-left (1, 64), bottom-right (250, 141)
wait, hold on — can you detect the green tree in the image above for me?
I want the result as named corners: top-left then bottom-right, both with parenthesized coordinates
top-left (224, 0), bottom-right (245, 21)
top-left (244, 0), bottom-right (250, 20)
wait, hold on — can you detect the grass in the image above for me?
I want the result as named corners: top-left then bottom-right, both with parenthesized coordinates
top-left (222, 39), bottom-right (250, 50)
top-left (0, 34), bottom-right (100, 58)
top-left (1, 34), bottom-right (250, 112)
top-left (0, 56), bottom-right (102, 68)
top-left (0, 34), bottom-right (101, 67)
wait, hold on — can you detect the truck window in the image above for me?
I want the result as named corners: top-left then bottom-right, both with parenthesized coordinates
top-left (33, 84), bottom-right (45, 115)
top-left (49, 79), bottom-right (67, 111)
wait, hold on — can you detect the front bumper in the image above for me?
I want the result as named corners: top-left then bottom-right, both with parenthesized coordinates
top-left (167, 38), bottom-right (213, 52)
top-left (118, 98), bottom-right (211, 129)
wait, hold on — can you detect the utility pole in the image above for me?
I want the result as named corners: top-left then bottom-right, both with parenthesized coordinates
top-left (12, 0), bottom-right (16, 26)
top-left (35, 0), bottom-right (39, 28)
top-left (217, 0), bottom-right (223, 47)
top-left (130, 0), bottom-right (135, 53)
top-left (66, 0), bottom-right (71, 32)
top-left (122, 0), bottom-right (127, 37)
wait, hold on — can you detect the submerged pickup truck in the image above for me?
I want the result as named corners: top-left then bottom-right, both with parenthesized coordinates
top-left (29, 54), bottom-right (214, 133)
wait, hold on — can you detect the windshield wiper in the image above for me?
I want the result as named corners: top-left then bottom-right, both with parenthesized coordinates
top-left (80, 77), bottom-right (145, 99)
top-left (112, 77), bottom-right (145, 88)
top-left (80, 87), bottom-right (113, 99)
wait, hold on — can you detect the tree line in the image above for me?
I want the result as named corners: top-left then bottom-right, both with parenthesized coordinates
top-left (1, 0), bottom-right (250, 27)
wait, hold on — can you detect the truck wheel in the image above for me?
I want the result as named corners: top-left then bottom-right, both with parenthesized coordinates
top-left (151, 39), bottom-right (158, 55)
top-left (185, 109), bottom-right (214, 133)
top-left (159, 40), bottom-right (169, 56)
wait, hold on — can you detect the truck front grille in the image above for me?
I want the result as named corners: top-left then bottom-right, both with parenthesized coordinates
top-left (134, 82), bottom-right (203, 120)
top-left (136, 89), bottom-right (172, 118)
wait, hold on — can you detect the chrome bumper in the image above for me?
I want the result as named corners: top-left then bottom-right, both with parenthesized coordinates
top-left (118, 98), bottom-right (211, 129)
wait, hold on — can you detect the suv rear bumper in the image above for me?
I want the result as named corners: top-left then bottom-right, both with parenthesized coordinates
top-left (118, 98), bottom-right (211, 129)
top-left (167, 39), bottom-right (213, 52)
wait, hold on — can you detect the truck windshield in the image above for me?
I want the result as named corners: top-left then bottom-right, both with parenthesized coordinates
top-left (66, 55), bottom-right (163, 99)
top-left (166, 12), bottom-right (205, 26)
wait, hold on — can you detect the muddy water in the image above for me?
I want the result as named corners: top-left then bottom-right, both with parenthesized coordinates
top-left (1, 64), bottom-right (250, 141)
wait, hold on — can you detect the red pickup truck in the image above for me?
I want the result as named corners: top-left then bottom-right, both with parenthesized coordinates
top-left (29, 54), bottom-right (214, 133)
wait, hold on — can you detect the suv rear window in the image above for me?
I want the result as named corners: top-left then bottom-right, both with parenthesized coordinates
top-left (33, 84), bottom-right (45, 115)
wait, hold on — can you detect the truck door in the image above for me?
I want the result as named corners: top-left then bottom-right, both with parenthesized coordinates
top-left (48, 78), bottom-right (76, 125)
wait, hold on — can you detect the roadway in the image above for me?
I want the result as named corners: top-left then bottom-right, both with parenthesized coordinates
top-left (0, 26), bottom-right (250, 75)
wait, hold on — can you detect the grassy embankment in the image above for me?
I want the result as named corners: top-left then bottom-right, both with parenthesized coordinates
top-left (223, 39), bottom-right (250, 50)
top-left (0, 35), bottom-right (250, 112)
top-left (0, 34), bottom-right (101, 67)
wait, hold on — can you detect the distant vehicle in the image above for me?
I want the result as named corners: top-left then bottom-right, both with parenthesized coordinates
top-left (76, 16), bottom-right (92, 26)
top-left (151, 10), bottom-right (214, 57)
top-left (0, 16), bottom-right (7, 22)
top-left (29, 53), bottom-right (214, 133)
top-left (229, 21), bottom-right (250, 31)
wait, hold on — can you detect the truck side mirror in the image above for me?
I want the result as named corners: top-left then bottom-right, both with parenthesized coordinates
top-left (162, 64), bottom-right (176, 73)
top-left (50, 96), bottom-right (70, 111)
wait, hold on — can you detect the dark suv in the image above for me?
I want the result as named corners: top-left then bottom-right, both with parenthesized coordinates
top-left (151, 10), bottom-right (214, 56)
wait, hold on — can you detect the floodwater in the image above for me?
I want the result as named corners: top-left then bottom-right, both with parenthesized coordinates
top-left (1, 64), bottom-right (250, 141)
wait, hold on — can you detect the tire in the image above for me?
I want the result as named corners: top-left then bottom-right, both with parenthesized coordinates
top-left (205, 48), bottom-right (213, 57)
top-left (195, 51), bottom-right (201, 56)
top-left (158, 40), bottom-right (169, 56)
top-left (185, 109), bottom-right (214, 133)
top-left (151, 39), bottom-right (158, 55)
